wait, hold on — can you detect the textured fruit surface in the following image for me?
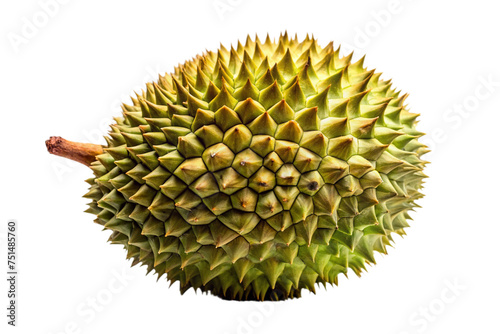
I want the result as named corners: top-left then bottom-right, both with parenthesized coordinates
top-left (85, 33), bottom-right (428, 301)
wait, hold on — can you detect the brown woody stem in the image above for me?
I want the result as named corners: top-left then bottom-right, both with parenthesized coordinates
top-left (45, 136), bottom-right (104, 166)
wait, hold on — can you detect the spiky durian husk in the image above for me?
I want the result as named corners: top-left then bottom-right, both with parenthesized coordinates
top-left (84, 33), bottom-right (428, 301)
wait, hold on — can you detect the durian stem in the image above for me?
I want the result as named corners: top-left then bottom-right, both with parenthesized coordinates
top-left (45, 136), bottom-right (103, 166)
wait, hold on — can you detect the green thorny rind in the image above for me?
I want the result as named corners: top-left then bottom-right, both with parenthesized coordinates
top-left (84, 33), bottom-right (429, 301)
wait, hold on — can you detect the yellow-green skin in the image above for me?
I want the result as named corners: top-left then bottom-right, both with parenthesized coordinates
top-left (84, 33), bottom-right (428, 301)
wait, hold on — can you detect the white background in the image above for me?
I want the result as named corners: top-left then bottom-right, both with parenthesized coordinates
top-left (1, 0), bottom-right (499, 333)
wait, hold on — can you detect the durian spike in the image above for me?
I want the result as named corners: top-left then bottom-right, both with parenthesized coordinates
top-left (45, 136), bottom-right (103, 166)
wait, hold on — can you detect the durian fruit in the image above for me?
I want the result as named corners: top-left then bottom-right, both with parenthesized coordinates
top-left (46, 33), bottom-right (428, 301)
